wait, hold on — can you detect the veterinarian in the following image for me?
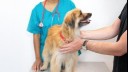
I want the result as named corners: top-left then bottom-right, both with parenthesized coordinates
top-left (27, 0), bottom-right (76, 71)
top-left (60, 3), bottom-right (127, 72)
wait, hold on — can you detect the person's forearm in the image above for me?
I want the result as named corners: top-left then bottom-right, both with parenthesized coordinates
top-left (33, 34), bottom-right (41, 60)
top-left (82, 18), bottom-right (121, 40)
top-left (86, 41), bottom-right (119, 56)
top-left (86, 31), bottom-right (127, 56)
top-left (84, 27), bottom-right (116, 40)
top-left (87, 40), bottom-right (127, 56)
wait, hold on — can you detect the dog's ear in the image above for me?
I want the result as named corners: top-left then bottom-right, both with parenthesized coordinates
top-left (64, 13), bottom-right (75, 29)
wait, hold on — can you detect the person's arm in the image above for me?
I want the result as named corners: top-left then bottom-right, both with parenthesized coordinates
top-left (27, 6), bottom-right (43, 71)
top-left (86, 31), bottom-right (127, 56)
top-left (60, 18), bottom-right (127, 55)
top-left (32, 34), bottom-right (43, 71)
top-left (33, 34), bottom-right (41, 60)
top-left (81, 18), bottom-right (121, 40)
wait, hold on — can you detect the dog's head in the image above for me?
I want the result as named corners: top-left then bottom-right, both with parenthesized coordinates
top-left (64, 8), bottom-right (92, 29)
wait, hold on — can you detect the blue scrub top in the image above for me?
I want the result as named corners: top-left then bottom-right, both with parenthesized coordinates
top-left (27, 0), bottom-right (76, 60)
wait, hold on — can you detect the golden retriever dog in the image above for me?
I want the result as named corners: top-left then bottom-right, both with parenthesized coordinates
top-left (40, 8), bottom-right (92, 72)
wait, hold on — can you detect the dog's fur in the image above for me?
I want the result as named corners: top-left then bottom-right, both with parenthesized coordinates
top-left (40, 9), bottom-right (92, 72)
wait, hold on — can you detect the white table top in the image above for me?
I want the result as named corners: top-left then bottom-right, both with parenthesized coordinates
top-left (76, 62), bottom-right (110, 72)
top-left (32, 62), bottom-right (110, 72)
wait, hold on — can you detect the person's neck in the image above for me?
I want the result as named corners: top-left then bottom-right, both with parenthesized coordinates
top-left (47, 0), bottom-right (58, 4)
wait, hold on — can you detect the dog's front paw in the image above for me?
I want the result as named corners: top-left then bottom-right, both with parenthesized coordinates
top-left (40, 66), bottom-right (48, 71)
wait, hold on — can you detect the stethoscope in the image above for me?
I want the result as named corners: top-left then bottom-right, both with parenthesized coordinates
top-left (39, 0), bottom-right (60, 28)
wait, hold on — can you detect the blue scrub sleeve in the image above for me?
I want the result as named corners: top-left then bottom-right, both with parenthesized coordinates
top-left (70, 0), bottom-right (76, 9)
top-left (27, 9), bottom-right (41, 34)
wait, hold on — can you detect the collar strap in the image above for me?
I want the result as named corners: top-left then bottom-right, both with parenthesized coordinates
top-left (60, 32), bottom-right (66, 41)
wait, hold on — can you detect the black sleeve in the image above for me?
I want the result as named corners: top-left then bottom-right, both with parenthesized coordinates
top-left (119, 3), bottom-right (127, 19)
top-left (119, 13), bottom-right (122, 19)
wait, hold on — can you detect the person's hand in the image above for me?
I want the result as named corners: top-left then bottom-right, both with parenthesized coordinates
top-left (60, 37), bottom-right (84, 53)
top-left (32, 59), bottom-right (43, 72)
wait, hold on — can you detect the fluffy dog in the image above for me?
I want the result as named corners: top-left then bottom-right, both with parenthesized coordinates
top-left (40, 8), bottom-right (92, 72)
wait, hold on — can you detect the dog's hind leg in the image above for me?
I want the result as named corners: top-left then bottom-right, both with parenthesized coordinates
top-left (50, 52), bottom-right (61, 72)
top-left (65, 54), bottom-right (77, 72)
top-left (65, 60), bottom-right (74, 72)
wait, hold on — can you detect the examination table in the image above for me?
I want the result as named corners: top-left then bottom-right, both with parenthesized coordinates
top-left (37, 62), bottom-right (110, 72)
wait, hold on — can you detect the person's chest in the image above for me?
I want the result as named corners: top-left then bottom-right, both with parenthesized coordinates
top-left (36, 6), bottom-right (71, 27)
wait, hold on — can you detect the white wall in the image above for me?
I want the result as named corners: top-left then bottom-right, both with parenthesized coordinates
top-left (73, 0), bottom-right (127, 71)
top-left (0, 0), bottom-right (127, 72)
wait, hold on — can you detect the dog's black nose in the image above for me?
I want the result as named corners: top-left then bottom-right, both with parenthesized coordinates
top-left (88, 13), bottom-right (92, 17)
